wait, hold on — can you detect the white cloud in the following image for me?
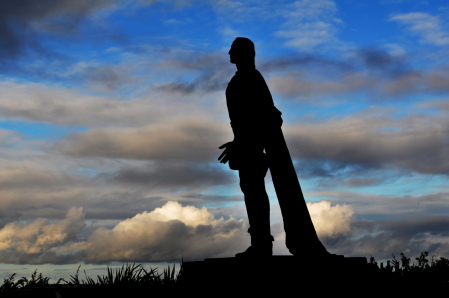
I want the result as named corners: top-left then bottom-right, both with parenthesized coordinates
top-left (308, 200), bottom-right (354, 238)
top-left (383, 43), bottom-right (407, 56)
top-left (118, 201), bottom-right (214, 227)
top-left (274, 0), bottom-right (342, 51)
top-left (390, 12), bottom-right (449, 46)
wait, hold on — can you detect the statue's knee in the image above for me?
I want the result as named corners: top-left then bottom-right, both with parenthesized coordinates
top-left (239, 180), bottom-right (250, 193)
top-left (239, 169), bottom-right (264, 193)
top-left (240, 181), bottom-right (264, 195)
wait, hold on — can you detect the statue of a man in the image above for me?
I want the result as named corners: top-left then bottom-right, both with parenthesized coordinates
top-left (218, 37), bottom-right (331, 258)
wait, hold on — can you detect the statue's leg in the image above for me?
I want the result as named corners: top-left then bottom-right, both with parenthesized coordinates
top-left (239, 167), bottom-right (271, 241)
top-left (235, 156), bottom-right (273, 257)
top-left (265, 126), bottom-right (328, 255)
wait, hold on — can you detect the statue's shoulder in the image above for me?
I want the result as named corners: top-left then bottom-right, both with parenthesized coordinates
top-left (253, 69), bottom-right (267, 81)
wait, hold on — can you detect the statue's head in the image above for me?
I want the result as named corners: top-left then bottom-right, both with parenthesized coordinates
top-left (229, 37), bottom-right (255, 65)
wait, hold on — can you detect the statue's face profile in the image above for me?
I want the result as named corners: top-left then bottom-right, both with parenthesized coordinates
top-left (228, 43), bottom-right (240, 64)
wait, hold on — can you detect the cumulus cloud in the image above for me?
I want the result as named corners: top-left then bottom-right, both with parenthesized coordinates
top-left (307, 200), bottom-right (354, 239)
top-left (0, 201), bottom-right (248, 264)
top-left (81, 200), bottom-right (355, 263)
top-left (79, 201), bottom-right (247, 263)
top-left (2, 195), bottom-right (448, 264)
top-left (0, 207), bottom-right (85, 255)
top-left (0, 200), bottom-right (360, 264)
top-left (298, 190), bottom-right (449, 261)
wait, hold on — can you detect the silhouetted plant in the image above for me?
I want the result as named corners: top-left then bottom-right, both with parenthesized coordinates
top-left (391, 254), bottom-right (400, 272)
top-left (0, 269), bottom-right (62, 295)
top-left (67, 262), bottom-right (183, 287)
top-left (415, 251), bottom-right (429, 269)
top-left (400, 252), bottom-right (411, 270)
top-left (0, 261), bottom-right (183, 295)
top-left (368, 251), bottom-right (449, 284)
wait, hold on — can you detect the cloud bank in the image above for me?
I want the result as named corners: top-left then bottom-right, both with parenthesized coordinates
top-left (0, 201), bottom-right (357, 264)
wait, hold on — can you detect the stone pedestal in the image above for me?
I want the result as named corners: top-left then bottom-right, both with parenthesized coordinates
top-left (178, 255), bottom-right (368, 292)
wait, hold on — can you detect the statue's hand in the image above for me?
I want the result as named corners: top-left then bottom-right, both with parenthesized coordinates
top-left (218, 142), bottom-right (233, 164)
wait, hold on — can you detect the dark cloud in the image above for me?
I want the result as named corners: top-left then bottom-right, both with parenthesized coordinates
top-left (296, 191), bottom-right (449, 260)
top-left (294, 158), bottom-right (349, 178)
top-left (0, 210), bottom-right (21, 230)
top-left (82, 65), bottom-right (138, 92)
top-left (284, 110), bottom-right (449, 175)
top-left (155, 51), bottom-right (235, 96)
top-left (381, 217), bottom-right (449, 236)
top-left (53, 117), bottom-right (230, 162)
top-left (357, 47), bottom-right (411, 77)
top-left (0, 82), bottom-right (211, 127)
top-left (157, 82), bottom-right (196, 95)
top-left (327, 216), bottom-right (449, 262)
top-left (0, 251), bottom-right (84, 265)
top-left (343, 178), bottom-right (382, 187)
top-left (156, 51), bottom-right (356, 98)
top-left (0, 168), bottom-right (80, 190)
top-left (156, 47), bottom-right (449, 101)
top-left (0, 141), bottom-right (239, 222)
top-left (267, 71), bottom-right (373, 100)
top-left (256, 48), bottom-right (449, 101)
top-left (258, 55), bottom-right (354, 74)
top-left (0, 0), bottom-right (118, 59)
top-left (156, 70), bottom-right (232, 95)
top-left (326, 190), bottom-right (449, 220)
top-left (103, 161), bottom-right (235, 189)
top-left (0, 0), bottom-right (162, 72)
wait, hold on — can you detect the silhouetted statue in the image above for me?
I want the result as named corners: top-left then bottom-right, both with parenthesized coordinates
top-left (218, 37), bottom-right (331, 258)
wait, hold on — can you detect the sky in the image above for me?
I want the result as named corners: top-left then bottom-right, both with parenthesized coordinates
top-left (1, 0), bottom-right (449, 282)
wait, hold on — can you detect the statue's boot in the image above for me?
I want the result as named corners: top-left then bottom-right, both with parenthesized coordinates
top-left (286, 232), bottom-right (335, 257)
top-left (236, 230), bottom-right (274, 258)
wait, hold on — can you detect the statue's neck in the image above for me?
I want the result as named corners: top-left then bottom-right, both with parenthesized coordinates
top-left (236, 63), bottom-right (255, 72)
